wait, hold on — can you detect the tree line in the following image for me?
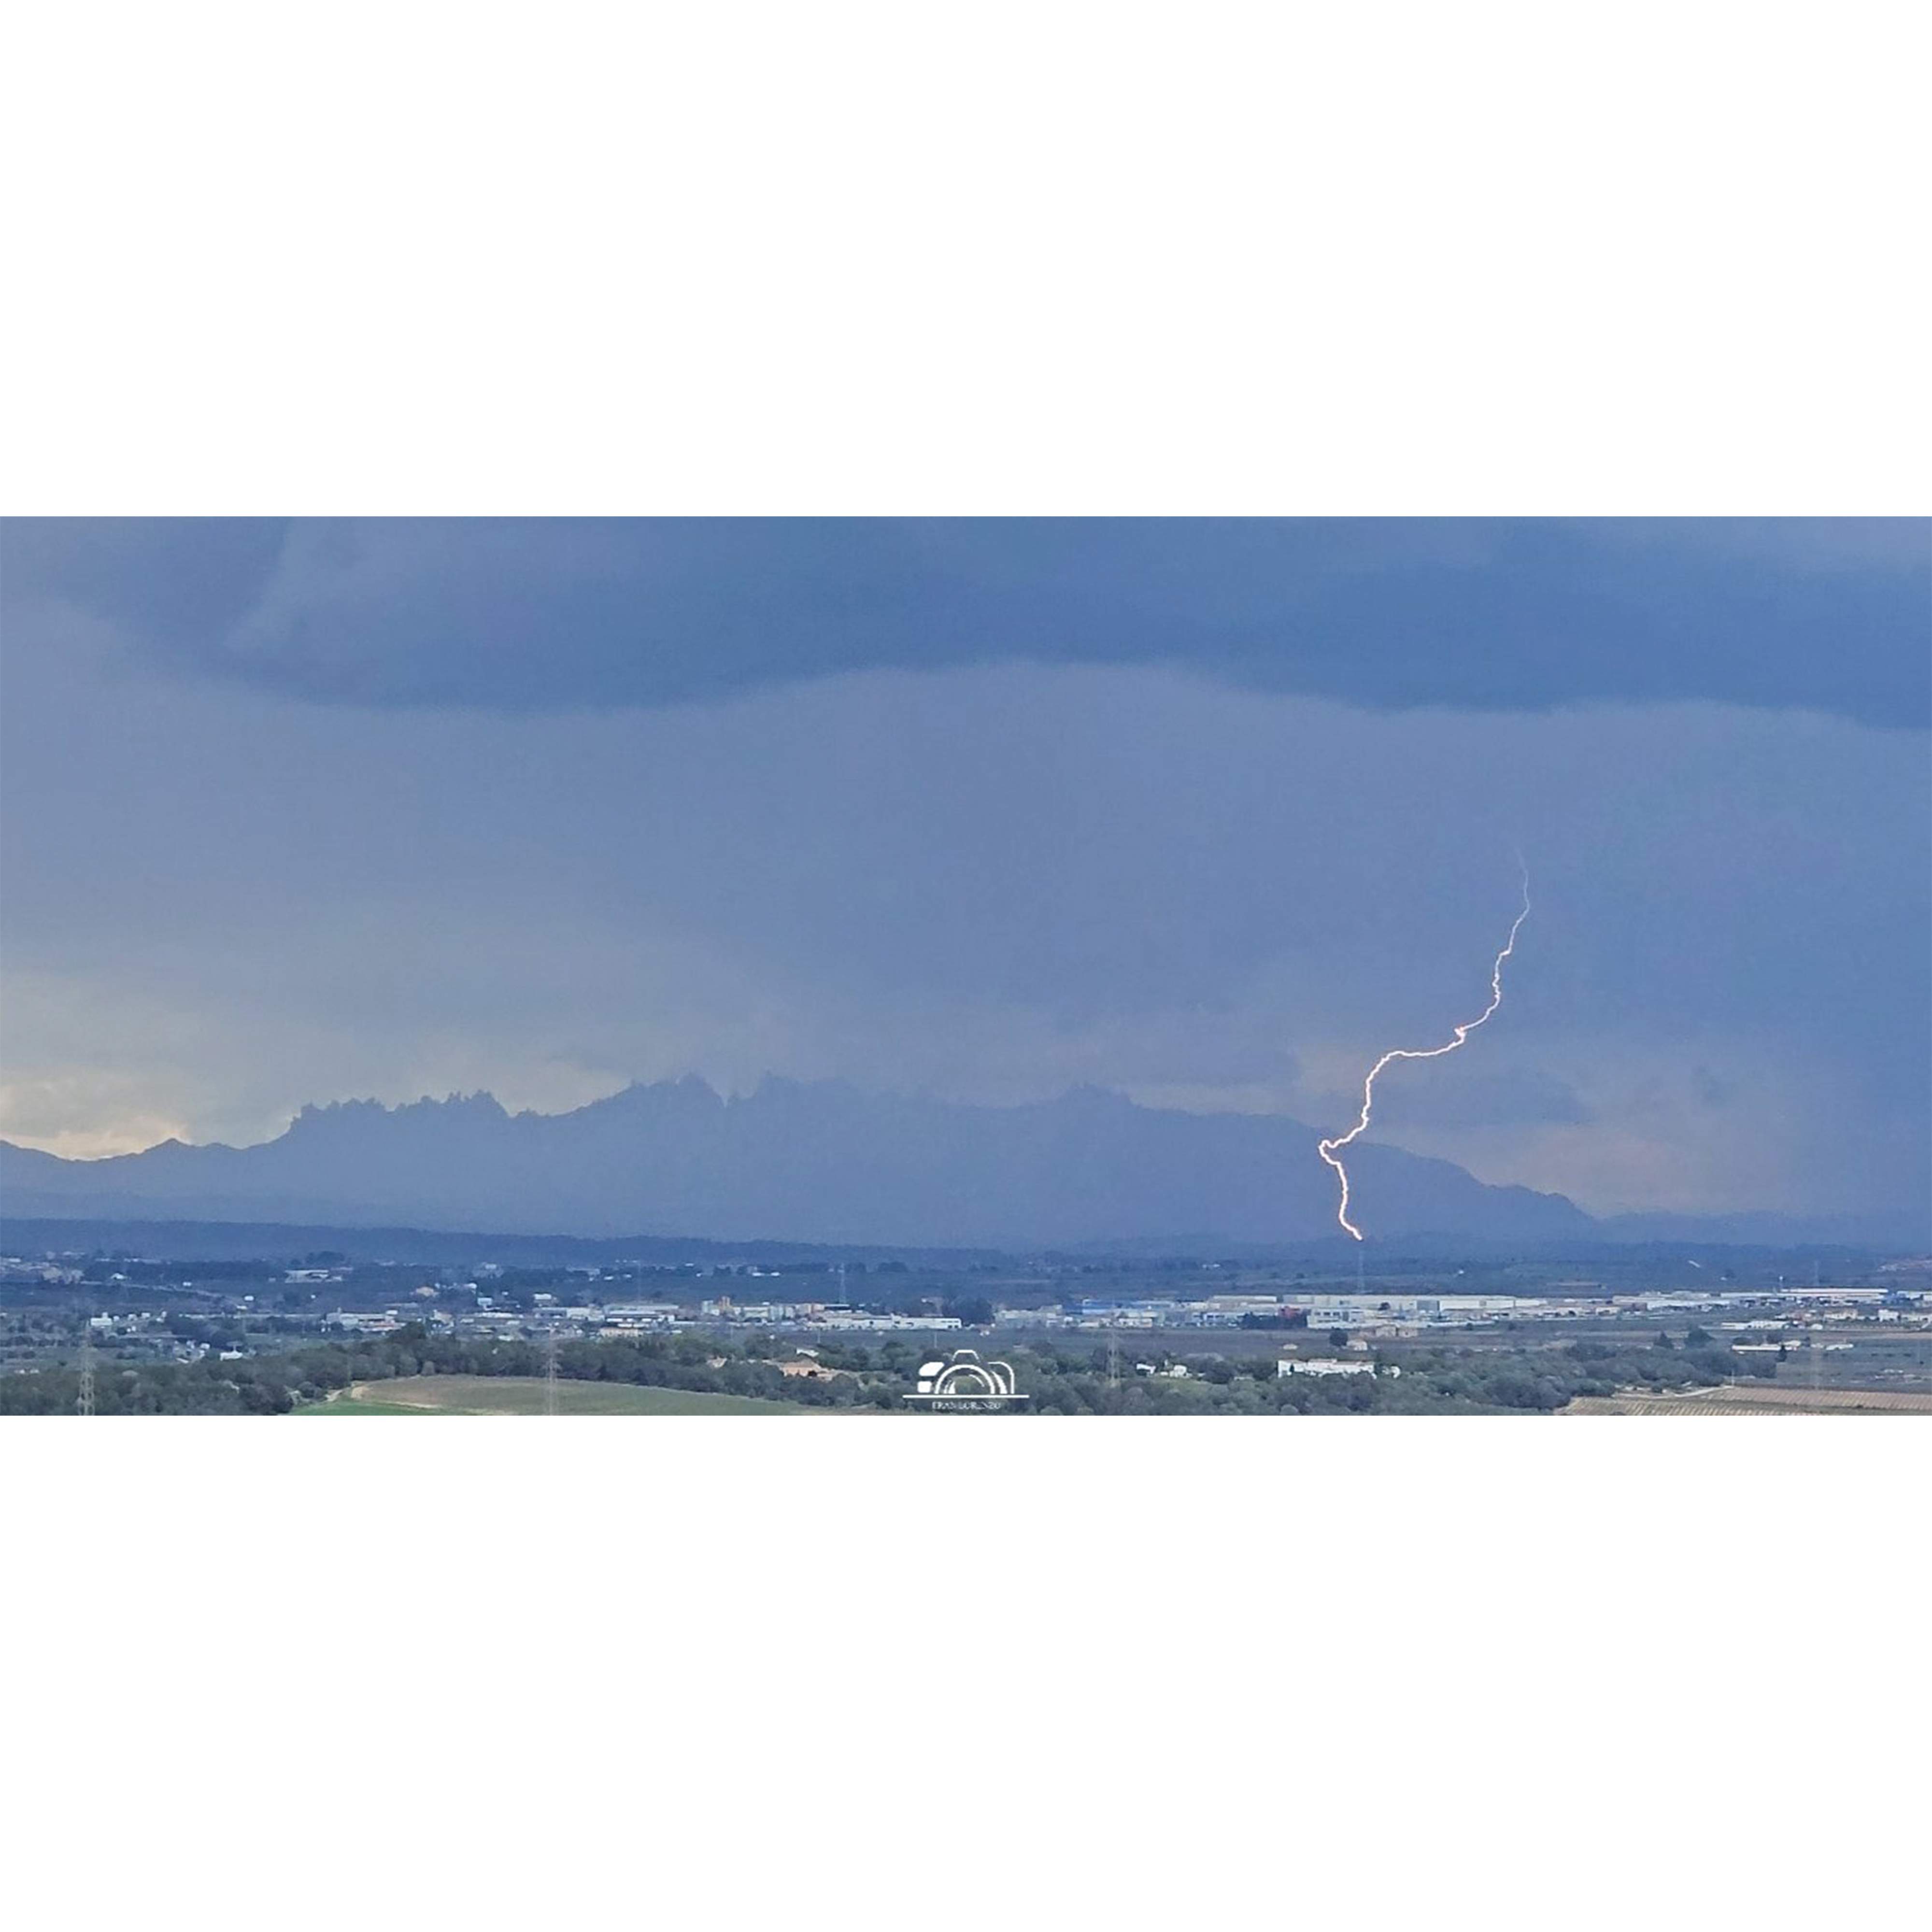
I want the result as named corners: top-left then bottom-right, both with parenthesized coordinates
top-left (0, 1322), bottom-right (1774, 1416)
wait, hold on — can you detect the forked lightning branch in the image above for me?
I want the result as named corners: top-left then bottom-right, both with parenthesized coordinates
top-left (1317, 867), bottom-right (1532, 1241)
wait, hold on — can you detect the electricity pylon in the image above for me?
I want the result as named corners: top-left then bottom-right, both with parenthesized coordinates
top-left (78, 1315), bottom-right (96, 1417)
top-left (544, 1325), bottom-right (559, 1416)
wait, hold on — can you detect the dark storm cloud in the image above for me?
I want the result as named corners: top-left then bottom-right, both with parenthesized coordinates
top-left (4, 517), bottom-right (1926, 725)
top-left (3, 517), bottom-right (1926, 1221)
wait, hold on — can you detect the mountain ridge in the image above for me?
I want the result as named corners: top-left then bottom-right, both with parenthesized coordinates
top-left (7, 1077), bottom-right (1921, 1250)
top-left (1, 1075), bottom-right (1598, 1249)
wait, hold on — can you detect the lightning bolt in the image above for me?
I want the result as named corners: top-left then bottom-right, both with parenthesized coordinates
top-left (1317, 866), bottom-right (1531, 1241)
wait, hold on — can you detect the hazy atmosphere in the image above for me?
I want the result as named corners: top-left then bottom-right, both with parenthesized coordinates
top-left (2, 517), bottom-right (1926, 1232)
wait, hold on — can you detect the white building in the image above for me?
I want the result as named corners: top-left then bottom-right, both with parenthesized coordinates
top-left (1431, 1295), bottom-right (1519, 1321)
top-left (806, 1312), bottom-right (962, 1332)
top-left (323, 1311), bottom-right (401, 1335)
top-left (1279, 1357), bottom-right (1398, 1378)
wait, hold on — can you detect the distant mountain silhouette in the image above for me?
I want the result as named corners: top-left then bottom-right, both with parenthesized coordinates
top-left (0, 1077), bottom-right (1598, 1248)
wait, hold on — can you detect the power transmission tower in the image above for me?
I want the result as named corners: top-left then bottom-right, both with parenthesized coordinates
top-left (78, 1314), bottom-right (96, 1417)
top-left (544, 1325), bottom-right (559, 1416)
top-left (1106, 1331), bottom-right (1121, 1395)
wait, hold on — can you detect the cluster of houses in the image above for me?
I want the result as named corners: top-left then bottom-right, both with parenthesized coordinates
top-left (317, 1294), bottom-right (967, 1343)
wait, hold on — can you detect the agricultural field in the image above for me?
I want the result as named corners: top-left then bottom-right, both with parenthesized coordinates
top-left (299, 1376), bottom-right (815, 1416)
top-left (1565, 1384), bottom-right (1932, 1416)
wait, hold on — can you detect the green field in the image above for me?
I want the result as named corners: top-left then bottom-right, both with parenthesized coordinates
top-left (297, 1376), bottom-right (815, 1416)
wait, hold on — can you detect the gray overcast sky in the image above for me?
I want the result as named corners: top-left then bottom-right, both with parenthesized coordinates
top-left (2, 518), bottom-right (1926, 1219)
